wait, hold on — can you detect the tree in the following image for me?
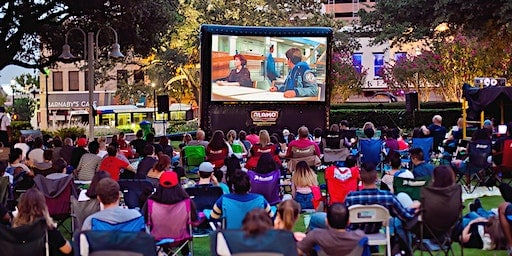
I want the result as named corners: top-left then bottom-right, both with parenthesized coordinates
top-left (13, 97), bottom-right (36, 121)
top-left (330, 52), bottom-right (367, 103)
top-left (358, 0), bottom-right (512, 45)
top-left (0, 0), bottom-right (178, 71)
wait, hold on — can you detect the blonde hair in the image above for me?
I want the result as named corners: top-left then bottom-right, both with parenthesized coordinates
top-left (291, 161), bottom-right (318, 187)
top-left (276, 200), bottom-right (301, 231)
top-left (13, 188), bottom-right (55, 229)
top-left (226, 130), bottom-right (237, 143)
top-left (258, 130), bottom-right (271, 146)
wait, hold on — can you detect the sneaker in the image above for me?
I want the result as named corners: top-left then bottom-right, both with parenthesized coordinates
top-left (474, 198), bottom-right (482, 210)
top-left (192, 227), bottom-right (210, 238)
top-left (468, 202), bottom-right (476, 212)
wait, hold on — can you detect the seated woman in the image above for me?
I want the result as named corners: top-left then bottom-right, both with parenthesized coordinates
top-left (246, 130), bottom-right (281, 170)
top-left (216, 54), bottom-right (253, 87)
top-left (274, 200), bottom-right (306, 241)
top-left (247, 153), bottom-right (281, 205)
top-left (291, 161), bottom-right (318, 210)
top-left (146, 154), bottom-right (172, 188)
top-left (206, 130), bottom-right (231, 169)
top-left (13, 188), bottom-right (72, 255)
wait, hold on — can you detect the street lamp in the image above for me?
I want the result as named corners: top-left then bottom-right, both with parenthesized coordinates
top-left (59, 26), bottom-right (124, 141)
top-left (10, 80), bottom-right (15, 108)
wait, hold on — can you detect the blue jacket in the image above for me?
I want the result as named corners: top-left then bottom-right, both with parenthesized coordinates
top-left (277, 62), bottom-right (318, 97)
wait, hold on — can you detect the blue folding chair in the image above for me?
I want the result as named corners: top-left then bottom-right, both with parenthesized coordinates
top-left (91, 215), bottom-right (146, 232)
top-left (358, 139), bottom-right (384, 169)
top-left (412, 137), bottom-right (434, 163)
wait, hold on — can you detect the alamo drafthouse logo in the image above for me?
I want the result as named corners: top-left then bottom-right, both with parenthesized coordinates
top-left (251, 110), bottom-right (279, 125)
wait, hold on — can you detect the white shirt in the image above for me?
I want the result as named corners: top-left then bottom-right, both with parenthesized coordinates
top-left (14, 143), bottom-right (30, 160)
top-left (0, 113), bottom-right (10, 131)
top-left (28, 148), bottom-right (45, 164)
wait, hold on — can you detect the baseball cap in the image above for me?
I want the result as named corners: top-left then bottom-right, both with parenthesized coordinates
top-left (199, 162), bottom-right (215, 173)
top-left (483, 119), bottom-right (492, 126)
top-left (159, 171), bottom-right (179, 188)
top-left (77, 138), bottom-right (88, 147)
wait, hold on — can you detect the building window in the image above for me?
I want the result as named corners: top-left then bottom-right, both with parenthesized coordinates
top-left (84, 71), bottom-right (90, 91)
top-left (117, 70), bottom-right (128, 87)
top-left (373, 53), bottom-right (384, 78)
top-left (352, 53), bottom-right (363, 73)
top-left (334, 12), bottom-right (356, 18)
top-left (69, 71), bottom-right (79, 91)
top-left (134, 70), bottom-right (144, 84)
top-left (53, 72), bottom-right (63, 91)
top-left (394, 52), bottom-right (406, 62)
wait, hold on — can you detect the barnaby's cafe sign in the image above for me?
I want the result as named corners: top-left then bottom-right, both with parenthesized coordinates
top-left (47, 93), bottom-right (107, 109)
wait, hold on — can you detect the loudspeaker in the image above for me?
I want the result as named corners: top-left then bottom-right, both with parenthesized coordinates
top-left (157, 95), bottom-right (169, 113)
top-left (405, 92), bottom-right (418, 112)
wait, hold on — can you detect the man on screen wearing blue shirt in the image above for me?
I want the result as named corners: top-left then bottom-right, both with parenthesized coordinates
top-left (270, 47), bottom-right (318, 98)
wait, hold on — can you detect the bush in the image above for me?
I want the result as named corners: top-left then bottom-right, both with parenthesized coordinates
top-left (330, 102), bottom-right (462, 129)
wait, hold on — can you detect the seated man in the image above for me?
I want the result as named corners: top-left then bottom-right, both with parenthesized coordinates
top-left (286, 126), bottom-right (321, 171)
top-left (324, 155), bottom-right (360, 204)
top-left (297, 203), bottom-right (366, 256)
top-left (345, 163), bottom-right (419, 233)
top-left (81, 178), bottom-right (142, 230)
top-left (210, 170), bottom-right (273, 229)
top-left (410, 147), bottom-right (434, 179)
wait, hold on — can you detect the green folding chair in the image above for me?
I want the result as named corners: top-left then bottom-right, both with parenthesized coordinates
top-left (183, 146), bottom-right (207, 172)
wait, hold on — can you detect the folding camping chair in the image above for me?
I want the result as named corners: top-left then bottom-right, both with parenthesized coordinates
top-left (455, 139), bottom-right (493, 193)
top-left (412, 137), bottom-right (434, 163)
top-left (0, 176), bottom-right (12, 210)
top-left (185, 185), bottom-right (224, 217)
top-left (348, 204), bottom-right (392, 256)
top-left (286, 144), bottom-right (322, 172)
top-left (33, 173), bottom-right (77, 236)
top-left (118, 179), bottom-right (154, 209)
top-left (0, 218), bottom-right (48, 256)
top-left (221, 195), bottom-right (268, 230)
top-left (358, 139), bottom-right (384, 170)
top-left (210, 229), bottom-right (298, 256)
top-left (74, 230), bottom-right (157, 256)
top-left (182, 145), bottom-right (207, 172)
top-left (91, 215), bottom-right (146, 232)
top-left (411, 184), bottom-right (463, 256)
top-left (393, 176), bottom-right (431, 201)
top-left (71, 197), bottom-right (100, 232)
top-left (146, 198), bottom-right (193, 256)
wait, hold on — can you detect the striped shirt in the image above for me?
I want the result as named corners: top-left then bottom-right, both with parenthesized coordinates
top-left (74, 153), bottom-right (102, 181)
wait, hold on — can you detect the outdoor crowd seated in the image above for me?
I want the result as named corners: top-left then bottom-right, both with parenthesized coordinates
top-left (245, 129), bottom-right (281, 170)
top-left (410, 147), bottom-right (435, 179)
top-left (324, 155), bottom-right (360, 204)
top-left (380, 152), bottom-right (414, 193)
top-left (420, 114), bottom-right (447, 152)
top-left (286, 126), bottom-right (322, 171)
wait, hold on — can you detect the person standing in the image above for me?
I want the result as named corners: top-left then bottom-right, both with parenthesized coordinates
top-left (0, 107), bottom-right (11, 147)
top-left (266, 45), bottom-right (279, 81)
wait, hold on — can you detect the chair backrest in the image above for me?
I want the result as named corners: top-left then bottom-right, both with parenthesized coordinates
top-left (0, 218), bottom-right (48, 256)
top-left (222, 195), bottom-right (266, 230)
top-left (231, 143), bottom-right (244, 154)
top-left (74, 230), bottom-right (157, 256)
top-left (147, 198), bottom-right (192, 241)
top-left (71, 197), bottom-right (101, 232)
top-left (290, 144), bottom-right (316, 158)
top-left (247, 169), bottom-right (281, 205)
top-left (412, 137), bottom-right (433, 163)
top-left (210, 229), bottom-right (298, 256)
top-left (502, 139), bottom-right (512, 167)
top-left (118, 179), bottom-right (155, 209)
top-left (183, 145), bottom-right (207, 166)
top-left (325, 133), bottom-right (342, 149)
top-left (0, 176), bottom-right (11, 208)
top-left (358, 139), bottom-right (383, 166)
top-left (420, 184), bottom-right (462, 236)
top-left (33, 174), bottom-right (76, 216)
top-left (468, 139), bottom-right (492, 168)
top-left (393, 176), bottom-right (430, 201)
top-left (185, 185), bottom-right (224, 212)
top-left (348, 204), bottom-right (391, 256)
top-left (91, 215), bottom-right (146, 232)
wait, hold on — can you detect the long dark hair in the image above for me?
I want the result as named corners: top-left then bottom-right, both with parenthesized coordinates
top-left (86, 171), bottom-right (111, 198)
top-left (255, 153), bottom-right (277, 174)
top-left (431, 165), bottom-right (455, 188)
top-left (209, 130), bottom-right (227, 150)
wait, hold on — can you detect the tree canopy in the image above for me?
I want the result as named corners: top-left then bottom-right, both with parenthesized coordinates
top-left (0, 0), bottom-right (177, 71)
top-left (359, 0), bottom-right (512, 45)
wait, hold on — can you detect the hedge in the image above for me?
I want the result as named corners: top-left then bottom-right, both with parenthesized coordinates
top-left (330, 102), bottom-right (462, 130)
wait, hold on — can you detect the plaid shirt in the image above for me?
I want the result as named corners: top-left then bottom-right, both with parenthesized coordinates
top-left (345, 188), bottom-right (416, 220)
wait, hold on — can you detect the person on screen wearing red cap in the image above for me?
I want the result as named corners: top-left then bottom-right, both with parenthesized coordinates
top-left (269, 47), bottom-right (318, 98)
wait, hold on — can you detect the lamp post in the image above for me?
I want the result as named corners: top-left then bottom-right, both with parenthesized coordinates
top-left (10, 80), bottom-right (15, 109)
top-left (151, 82), bottom-right (156, 122)
top-left (59, 26), bottom-right (124, 141)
